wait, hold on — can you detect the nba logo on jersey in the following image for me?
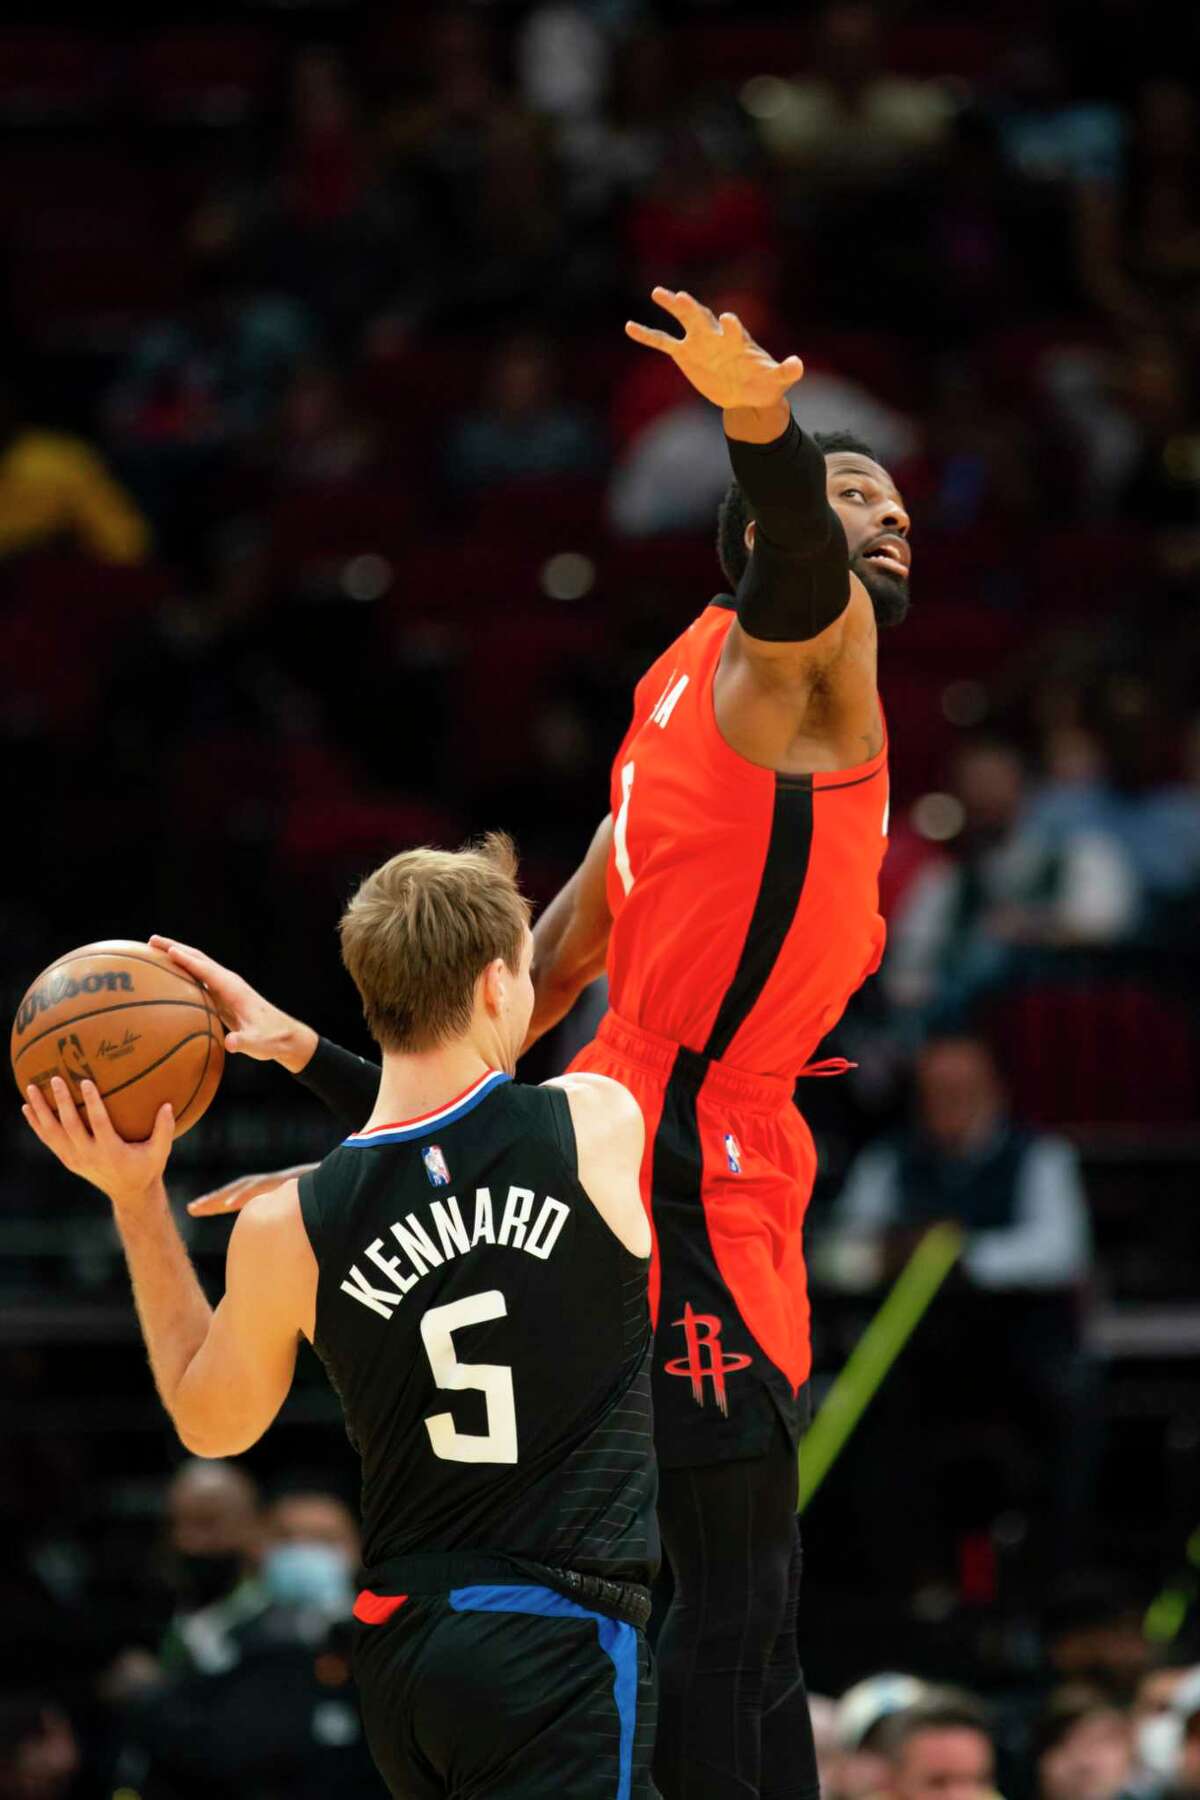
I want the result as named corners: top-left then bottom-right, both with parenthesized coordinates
top-left (724, 1133), bottom-right (742, 1175)
top-left (422, 1144), bottom-right (450, 1187)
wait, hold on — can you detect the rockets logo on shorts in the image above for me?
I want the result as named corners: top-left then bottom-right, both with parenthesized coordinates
top-left (724, 1133), bottom-right (742, 1175)
top-left (421, 1144), bottom-right (450, 1187)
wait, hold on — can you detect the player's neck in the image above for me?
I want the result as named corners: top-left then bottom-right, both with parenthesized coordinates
top-left (367, 1040), bottom-right (504, 1132)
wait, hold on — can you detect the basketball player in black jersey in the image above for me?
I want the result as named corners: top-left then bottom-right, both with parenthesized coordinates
top-left (24, 836), bottom-right (660, 1800)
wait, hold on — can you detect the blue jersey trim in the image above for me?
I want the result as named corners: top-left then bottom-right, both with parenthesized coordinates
top-left (342, 1072), bottom-right (511, 1146)
top-left (449, 1583), bottom-right (637, 1800)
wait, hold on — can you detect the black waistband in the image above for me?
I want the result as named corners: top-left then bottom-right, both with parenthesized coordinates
top-left (362, 1552), bottom-right (652, 1630)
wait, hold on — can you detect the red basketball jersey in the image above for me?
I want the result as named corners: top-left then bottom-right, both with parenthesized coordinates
top-left (605, 601), bottom-right (889, 1079)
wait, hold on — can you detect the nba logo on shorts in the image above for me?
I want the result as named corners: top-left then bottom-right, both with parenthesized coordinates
top-left (422, 1144), bottom-right (450, 1187)
top-left (724, 1133), bottom-right (742, 1175)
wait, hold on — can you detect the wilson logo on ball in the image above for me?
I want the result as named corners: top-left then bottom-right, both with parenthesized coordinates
top-left (15, 971), bottom-right (134, 1035)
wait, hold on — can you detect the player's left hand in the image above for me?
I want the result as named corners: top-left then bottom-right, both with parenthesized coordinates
top-left (625, 288), bottom-right (804, 412)
top-left (23, 1076), bottom-right (173, 1208)
top-left (186, 1165), bottom-right (316, 1217)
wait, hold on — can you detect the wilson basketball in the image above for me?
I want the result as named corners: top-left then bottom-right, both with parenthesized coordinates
top-left (11, 941), bottom-right (224, 1142)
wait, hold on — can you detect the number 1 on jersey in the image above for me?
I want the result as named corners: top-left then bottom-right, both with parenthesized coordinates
top-left (614, 760), bottom-right (636, 896)
top-left (420, 1291), bottom-right (518, 1464)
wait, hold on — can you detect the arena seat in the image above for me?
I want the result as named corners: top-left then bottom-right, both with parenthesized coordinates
top-left (986, 979), bottom-right (1199, 1129)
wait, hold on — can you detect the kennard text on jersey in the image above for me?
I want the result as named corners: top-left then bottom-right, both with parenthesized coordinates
top-left (340, 1183), bottom-right (571, 1320)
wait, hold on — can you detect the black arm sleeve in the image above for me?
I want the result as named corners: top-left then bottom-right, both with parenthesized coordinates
top-left (726, 415), bottom-right (850, 644)
top-left (293, 1036), bottom-right (381, 1132)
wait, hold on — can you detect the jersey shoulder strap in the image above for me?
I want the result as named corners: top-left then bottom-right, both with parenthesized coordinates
top-left (297, 1166), bottom-right (327, 1259)
top-left (502, 1081), bottom-right (578, 1177)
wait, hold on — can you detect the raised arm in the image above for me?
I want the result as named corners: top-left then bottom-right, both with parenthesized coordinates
top-left (524, 813), bottom-right (614, 1051)
top-left (625, 287), bottom-right (884, 770)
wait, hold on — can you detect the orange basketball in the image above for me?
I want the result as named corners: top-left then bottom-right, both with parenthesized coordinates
top-left (11, 940), bottom-right (224, 1142)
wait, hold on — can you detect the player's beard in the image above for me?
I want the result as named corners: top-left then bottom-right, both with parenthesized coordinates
top-left (852, 553), bottom-right (911, 628)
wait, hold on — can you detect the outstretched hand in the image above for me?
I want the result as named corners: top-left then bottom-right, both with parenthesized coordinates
top-left (148, 937), bottom-right (316, 1073)
top-left (24, 1076), bottom-right (173, 1208)
top-left (187, 1165), bottom-right (317, 1218)
top-left (625, 288), bottom-right (804, 414)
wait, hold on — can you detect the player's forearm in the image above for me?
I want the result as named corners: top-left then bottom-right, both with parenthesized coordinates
top-left (292, 1035), bottom-right (381, 1129)
top-left (724, 412), bottom-right (831, 548)
top-left (110, 1182), bottom-right (214, 1443)
top-left (724, 413), bottom-right (850, 642)
top-left (525, 902), bottom-right (606, 1053)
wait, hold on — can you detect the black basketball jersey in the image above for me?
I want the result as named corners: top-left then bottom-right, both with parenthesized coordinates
top-left (297, 1071), bottom-right (658, 1587)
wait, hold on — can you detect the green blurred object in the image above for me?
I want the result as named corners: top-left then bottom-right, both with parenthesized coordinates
top-left (798, 1222), bottom-right (965, 1515)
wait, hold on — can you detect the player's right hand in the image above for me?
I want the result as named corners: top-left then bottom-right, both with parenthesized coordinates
top-left (187, 1165), bottom-right (317, 1217)
top-left (149, 937), bottom-right (318, 1073)
top-left (625, 288), bottom-right (804, 413)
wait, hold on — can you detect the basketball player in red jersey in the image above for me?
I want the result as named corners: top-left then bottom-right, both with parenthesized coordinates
top-left (155, 288), bottom-right (912, 1800)
top-left (523, 288), bottom-right (912, 1800)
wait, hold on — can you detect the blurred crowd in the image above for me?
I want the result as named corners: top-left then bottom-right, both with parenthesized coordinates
top-left (4, 1456), bottom-right (1200, 1800)
top-left (2, 0), bottom-right (1200, 1793)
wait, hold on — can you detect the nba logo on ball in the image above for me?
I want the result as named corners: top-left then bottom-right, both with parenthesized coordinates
top-left (422, 1144), bottom-right (450, 1187)
top-left (724, 1133), bottom-right (742, 1175)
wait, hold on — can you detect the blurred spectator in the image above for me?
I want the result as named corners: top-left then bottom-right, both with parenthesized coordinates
top-left (248, 48), bottom-right (398, 342)
top-left (1044, 1574), bottom-right (1155, 1702)
top-left (1035, 1686), bottom-right (1133, 1800)
top-left (826, 1035), bottom-right (1100, 1585)
top-left (1026, 726), bottom-right (1129, 841)
top-left (516, 3), bottom-right (612, 125)
top-left (444, 334), bottom-right (602, 492)
top-left (258, 1480), bottom-right (360, 1634)
top-left (105, 276), bottom-right (315, 558)
top-left (1172, 1672), bottom-right (1200, 1799)
top-left (750, 1), bottom-right (954, 184)
top-left (828, 1674), bottom-right (930, 1800)
top-left (876, 1690), bottom-right (996, 1800)
top-left (269, 362), bottom-right (380, 488)
top-left (382, 12), bottom-right (562, 318)
top-left (0, 386), bottom-right (149, 565)
top-left (1040, 331), bottom-right (1193, 519)
top-left (884, 740), bottom-right (1140, 1027)
top-left (1129, 1664), bottom-right (1200, 1793)
top-left (1076, 81), bottom-right (1200, 346)
top-left (627, 124), bottom-right (775, 296)
top-left (0, 1696), bottom-right (81, 1800)
top-left (107, 1474), bottom-right (378, 1800)
top-left (158, 1460), bottom-right (266, 1678)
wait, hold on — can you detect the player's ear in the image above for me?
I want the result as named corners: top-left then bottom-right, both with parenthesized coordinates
top-left (744, 519), bottom-right (756, 552)
top-left (480, 958), bottom-right (507, 1016)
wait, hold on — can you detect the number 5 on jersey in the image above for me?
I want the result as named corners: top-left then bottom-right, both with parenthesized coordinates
top-left (420, 1291), bottom-right (518, 1464)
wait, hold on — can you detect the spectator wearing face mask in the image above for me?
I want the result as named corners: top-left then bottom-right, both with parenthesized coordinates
top-left (1164, 1671), bottom-right (1200, 1800)
top-left (1035, 1686), bottom-right (1134, 1800)
top-left (257, 1479), bottom-right (361, 1638)
top-left (1129, 1664), bottom-right (1200, 1795)
top-left (108, 1478), bottom-right (380, 1800)
top-left (158, 1459), bottom-right (268, 1678)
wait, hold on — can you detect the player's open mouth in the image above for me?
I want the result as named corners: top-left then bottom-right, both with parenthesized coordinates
top-left (862, 538), bottom-right (910, 579)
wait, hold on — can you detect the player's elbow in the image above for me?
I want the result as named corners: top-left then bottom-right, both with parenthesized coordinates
top-left (172, 1408), bottom-right (264, 1460)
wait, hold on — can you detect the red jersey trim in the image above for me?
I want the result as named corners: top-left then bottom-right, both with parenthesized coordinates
top-left (353, 1590), bottom-right (408, 1625)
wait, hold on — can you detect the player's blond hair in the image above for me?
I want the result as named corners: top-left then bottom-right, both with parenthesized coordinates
top-left (339, 834), bottom-right (530, 1053)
